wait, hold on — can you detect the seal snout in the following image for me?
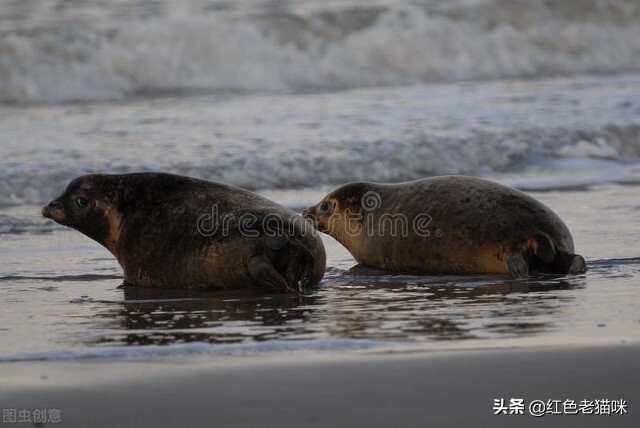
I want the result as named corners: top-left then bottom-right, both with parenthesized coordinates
top-left (302, 206), bottom-right (330, 233)
top-left (302, 207), bottom-right (315, 222)
top-left (302, 207), bottom-right (320, 228)
top-left (42, 200), bottom-right (64, 220)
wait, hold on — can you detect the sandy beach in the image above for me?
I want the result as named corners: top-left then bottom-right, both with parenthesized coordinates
top-left (1, 343), bottom-right (637, 427)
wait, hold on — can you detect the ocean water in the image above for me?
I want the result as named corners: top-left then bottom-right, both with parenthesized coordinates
top-left (1, 0), bottom-right (639, 361)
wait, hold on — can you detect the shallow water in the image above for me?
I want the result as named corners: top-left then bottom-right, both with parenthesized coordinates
top-left (1, 184), bottom-right (638, 361)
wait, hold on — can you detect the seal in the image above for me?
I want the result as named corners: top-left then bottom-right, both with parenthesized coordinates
top-left (303, 176), bottom-right (586, 278)
top-left (42, 173), bottom-right (325, 291)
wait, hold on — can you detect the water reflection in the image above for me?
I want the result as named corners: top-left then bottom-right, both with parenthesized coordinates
top-left (94, 287), bottom-right (322, 346)
top-left (87, 273), bottom-right (585, 347)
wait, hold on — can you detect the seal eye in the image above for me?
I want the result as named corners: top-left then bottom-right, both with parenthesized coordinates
top-left (76, 197), bottom-right (88, 208)
top-left (320, 200), bottom-right (332, 214)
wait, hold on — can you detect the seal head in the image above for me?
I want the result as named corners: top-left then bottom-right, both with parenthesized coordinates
top-left (303, 183), bottom-right (370, 261)
top-left (42, 175), bottom-right (117, 249)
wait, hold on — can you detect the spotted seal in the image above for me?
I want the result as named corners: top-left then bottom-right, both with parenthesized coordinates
top-left (303, 176), bottom-right (586, 278)
top-left (43, 173), bottom-right (325, 291)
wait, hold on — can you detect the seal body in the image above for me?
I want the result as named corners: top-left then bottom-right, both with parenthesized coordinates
top-left (43, 173), bottom-right (325, 291)
top-left (303, 176), bottom-right (586, 278)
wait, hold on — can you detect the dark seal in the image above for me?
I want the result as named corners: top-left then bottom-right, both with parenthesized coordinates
top-left (303, 175), bottom-right (586, 278)
top-left (42, 173), bottom-right (326, 291)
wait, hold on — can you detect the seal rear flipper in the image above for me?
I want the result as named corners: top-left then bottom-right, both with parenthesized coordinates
top-left (534, 252), bottom-right (587, 275)
top-left (248, 256), bottom-right (292, 293)
top-left (568, 254), bottom-right (587, 274)
top-left (530, 233), bottom-right (555, 263)
top-left (507, 253), bottom-right (529, 279)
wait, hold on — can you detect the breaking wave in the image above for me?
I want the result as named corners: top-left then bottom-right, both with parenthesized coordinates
top-left (2, 0), bottom-right (640, 103)
top-left (1, 123), bottom-right (639, 208)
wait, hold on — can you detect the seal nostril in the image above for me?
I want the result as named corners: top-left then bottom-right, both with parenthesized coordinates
top-left (43, 201), bottom-right (63, 218)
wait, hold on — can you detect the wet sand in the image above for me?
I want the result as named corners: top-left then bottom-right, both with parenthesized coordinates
top-left (1, 343), bottom-right (637, 428)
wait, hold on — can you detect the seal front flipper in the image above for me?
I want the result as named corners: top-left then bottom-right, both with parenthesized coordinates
top-left (249, 255), bottom-right (293, 293)
top-left (507, 253), bottom-right (529, 279)
top-left (266, 234), bottom-right (304, 291)
top-left (265, 233), bottom-right (316, 292)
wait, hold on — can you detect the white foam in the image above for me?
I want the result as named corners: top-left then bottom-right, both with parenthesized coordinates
top-left (0, 339), bottom-right (383, 362)
top-left (2, 0), bottom-right (640, 103)
top-left (556, 138), bottom-right (620, 159)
